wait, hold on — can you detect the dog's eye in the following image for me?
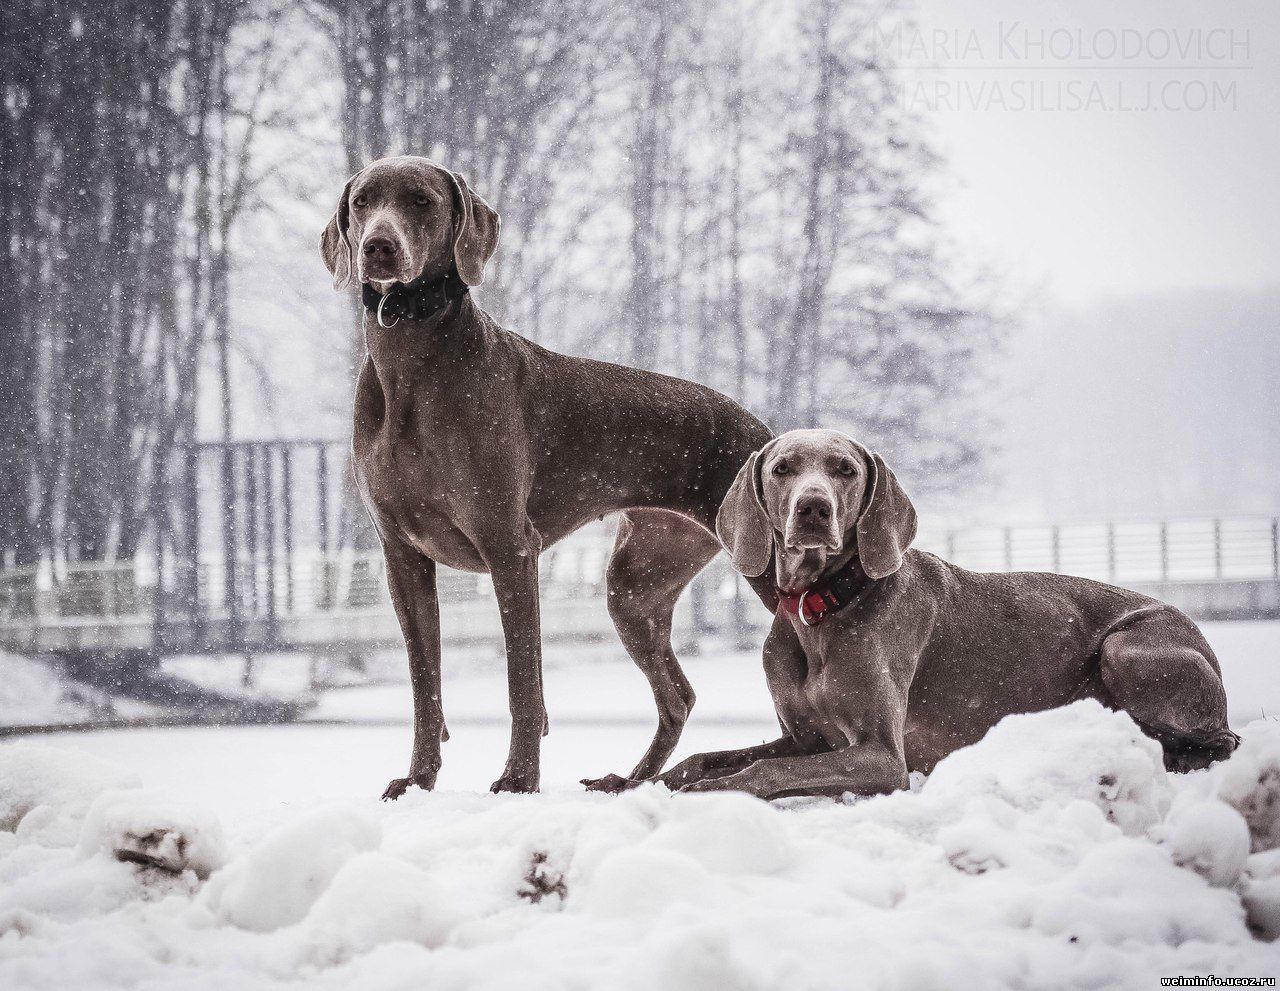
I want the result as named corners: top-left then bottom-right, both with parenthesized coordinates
top-left (415, 197), bottom-right (431, 207)
top-left (838, 460), bottom-right (857, 476)
top-left (772, 462), bottom-right (789, 476)
top-left (352, 195), bottom-right (368, 208)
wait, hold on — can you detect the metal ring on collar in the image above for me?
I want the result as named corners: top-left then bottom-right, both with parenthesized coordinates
top-left (376, 289), bottom-right (400, 329)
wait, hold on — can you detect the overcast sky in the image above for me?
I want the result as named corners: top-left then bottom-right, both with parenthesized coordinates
top-left (906, 0), bottom-right (1277, 306)
top-left (886, 0), bottom-right (1279, 523)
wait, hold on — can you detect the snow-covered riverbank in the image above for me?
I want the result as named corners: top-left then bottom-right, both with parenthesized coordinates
top-left (2, 702), bottom-right (1279, 990)
top-left (2, 625), bottom-right (1278, 988)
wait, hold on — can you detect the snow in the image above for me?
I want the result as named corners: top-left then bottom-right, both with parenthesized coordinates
top-left (1246, 850), bottom-right (1280, 941)
top-left (1202, 622), bottom-right (1280, 727)
top-left (77, 789), bottom-right (227, 879)
top-left (1210, 730), bottom-right (1280, 854)
top-left (0, 744), bottom-right (140, 838)
top-left (1, 702), bottom-right (1278, 989)
top-left (1, 624), bottom-right (1278, 986)
top-left (300, 851), bottom-right (458, 964)
top-left (921, 701), bottom-right (1173, 836)
top-left (201, 808), bottom-right (380, 932)
top-left (5, 619), bottom-right (1276, 729)
top-left (1159, 799), bottom-right (1251, 888)
top-left (0, 653), bottom-right (159, 728)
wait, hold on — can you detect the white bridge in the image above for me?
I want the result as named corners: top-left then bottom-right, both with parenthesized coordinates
top-left (0, 441), bottom-right (1276, 665)
top-left (2, 515), bottom-right (1277, 660)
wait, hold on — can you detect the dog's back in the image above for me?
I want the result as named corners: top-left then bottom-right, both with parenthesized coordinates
top-left (496, 320), bottom-right (773, 534)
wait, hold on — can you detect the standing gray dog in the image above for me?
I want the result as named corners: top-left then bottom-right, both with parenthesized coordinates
top-left (321, 155), bottom-right (772, 796)
top-left (657, 429), bottom-right (1238, 799)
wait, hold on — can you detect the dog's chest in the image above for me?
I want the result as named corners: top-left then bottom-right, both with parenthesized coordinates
top-left (797, 642), bottom-right (850, 727)
top-left (354, 425), bottom-right (490, 572)
top-left (764, 621), bottom-right (861, 748)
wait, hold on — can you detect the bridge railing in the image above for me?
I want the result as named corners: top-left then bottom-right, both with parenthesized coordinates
top-left (186, 541), bottom-right (614, 620)
top-left (916, 517), bottom-right (1280, 585)
top-left (0, 536), bottom-right (621, 624)
top-left (3, 515), bottom-right (1277, 641)
top-left (1, 431), bottom-right (1276, 647)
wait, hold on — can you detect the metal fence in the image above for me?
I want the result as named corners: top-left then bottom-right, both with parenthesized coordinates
top-left (0, 436), bottom-right (1277, 657)
top-left (918, 517), bottom-right (1280, 585)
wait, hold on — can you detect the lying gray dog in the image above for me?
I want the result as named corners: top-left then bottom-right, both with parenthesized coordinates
top-left (321, 155), bottom-right (773, 797)
top-left (657, 428), bottom-right (1238, 799)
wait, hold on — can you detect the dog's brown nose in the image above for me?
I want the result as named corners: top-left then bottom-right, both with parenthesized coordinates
top-left (363, 236), bottom-right (397, 260)
top-left (795, 495), bottom-right (832, 523)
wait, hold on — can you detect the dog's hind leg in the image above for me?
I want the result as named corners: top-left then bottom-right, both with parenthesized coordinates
top-left (581, 509), bottom-right (721, 792)
top-left (1098, 610), bottom-right (1239, 772)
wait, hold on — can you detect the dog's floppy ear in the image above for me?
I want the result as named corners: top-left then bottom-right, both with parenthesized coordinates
top-left (856, 450), bottom-right (917, 579)
top-left (716, 448), bottom-right (774, 578)
top-left (449, 171), bottom-right (500, 287)
top-left (320, 172), bottom-right (358, 291)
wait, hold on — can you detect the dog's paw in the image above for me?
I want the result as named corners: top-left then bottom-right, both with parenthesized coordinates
top-left (381, 779), bottom-right (411, 801)
top-left (380, 774), bottom-right (435, 801)
top-left (490, 772), bottom-right (540, 794)
top-left (580, 773), bottom-right (640, 794)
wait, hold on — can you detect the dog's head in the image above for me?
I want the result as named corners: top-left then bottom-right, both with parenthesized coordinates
top-left (320, 155), bottom-right (500, 292)
top-left (716, 429), bottom-right (917, 592)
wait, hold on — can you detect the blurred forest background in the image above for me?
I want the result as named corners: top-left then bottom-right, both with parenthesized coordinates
top-left (0, 0), bottom-right (1010, 571)
top-left (2, 0), bottom-right (1276, 576)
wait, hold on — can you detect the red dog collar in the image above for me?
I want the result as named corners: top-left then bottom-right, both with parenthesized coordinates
top-left (776, 558), bottom-right (871, 627)
top-left (776, 587), bottom-right (839, 626)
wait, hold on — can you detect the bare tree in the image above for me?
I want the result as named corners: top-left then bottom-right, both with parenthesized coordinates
top-left (0, 0), bottom-right (283, 578)
top-left (0, 0), bottom-right (1011, 590)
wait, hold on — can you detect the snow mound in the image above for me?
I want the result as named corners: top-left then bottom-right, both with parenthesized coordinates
top-left (301, 851), bottom-right (458, 964)
top-left (0, 742), bottom-right (140, 842)
top-left (578, 844), bottom-right (715, 919)
top-left (636, 790), bottom-right (795, 875)
top-left (200, 806), bottom-right (381, 932)
top-left (1211, 721), bottom-right (1280, 853)
top-left (1027, 835), bottom-right (1247, 949)
top-left (1244, 848), bottom-right (1280, 940)
top-left (922, 700), bottom-right (1172, 835)
top-left (1157, 797), bottom-right (1251, 887)
top-left (632, 926), bottom-right (763, 991)
top-left (2, 706), bottom-right (1278, 987)
top-left (571, 790), bottom-right (794, 919)
top-left (0, 653), bottom-right (159, 728)
top-left (77, 788), bottom-right (227, 878)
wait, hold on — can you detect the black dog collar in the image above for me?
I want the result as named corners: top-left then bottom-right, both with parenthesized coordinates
top-left (361, 267), bottom-right (469, 328)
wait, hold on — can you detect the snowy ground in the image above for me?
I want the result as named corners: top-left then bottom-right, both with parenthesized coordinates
top-left (0, 655), bottom-right (160, 728)
top-left (6, 622), bottom-right (1278, 734)
top-left (1, 625), bottom-right (1279, 988)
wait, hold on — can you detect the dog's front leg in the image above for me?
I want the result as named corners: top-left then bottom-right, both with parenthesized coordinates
top-left (380, 539), bottom-right (445, 800)
top-left (655, 736), bottom-right (810, 790)
top-left (486, 527), bottom-right (546, 793)
top-left (680, 744), bottom-right (908, 800)
top-left (585, 737), bottom-right (806, 795)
